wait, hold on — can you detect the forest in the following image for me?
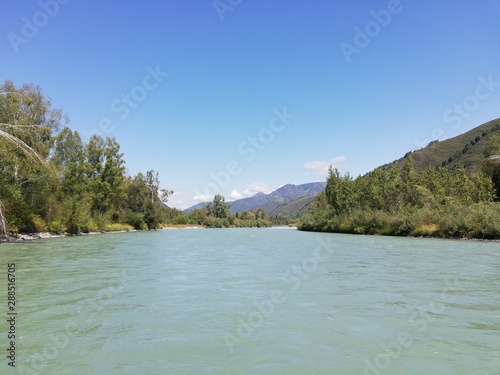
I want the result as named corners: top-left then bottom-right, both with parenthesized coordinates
top-left (299, 156), bottom-right (500, 239)
top-left (0, 81), bottom-right (279, 239)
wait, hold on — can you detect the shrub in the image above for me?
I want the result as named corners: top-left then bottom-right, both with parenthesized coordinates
top-left (102, 223), bottom-right (134, 232)
top-left (32, 215), bottom-right (47, 232)
top-left (123, 211), bottom-right (145, 230)
top-left (80, 219), bottom-right (99, 233)
top-left (174, 215), bottom-right (189, 225)
top-left (48, 221), bottom-right (66, 235)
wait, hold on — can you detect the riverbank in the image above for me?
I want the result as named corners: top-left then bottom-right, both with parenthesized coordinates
top-left (0, 224), bottom-right (209, 243)
top-left (1, 230), bottom-right (134, 242)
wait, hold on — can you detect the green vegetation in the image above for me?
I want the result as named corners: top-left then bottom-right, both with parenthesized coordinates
top-left (271, 195), bottom-right (317, 218)
top-left (0, 80), bottom-right (179, 236)
top-left (2, 79), bottom-right (498, 239)
top-left (381, 119), bottom-right (500, 175)
top-left (299, 158), bottom-right (500, 239)
top-left (176, 195), bottom-right (275, 228)
top-left (0, 80), bottom-right (288, 238)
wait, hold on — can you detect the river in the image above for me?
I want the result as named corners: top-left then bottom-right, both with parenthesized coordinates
top-left (1, 228), bottom-right (498, 374)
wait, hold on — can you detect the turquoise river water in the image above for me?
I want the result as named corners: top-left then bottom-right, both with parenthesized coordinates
top-left (0, 228), bottom-right (499, 374)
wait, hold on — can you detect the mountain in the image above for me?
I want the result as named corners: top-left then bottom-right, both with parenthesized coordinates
top-left (269, 194), bottom-right (318, 217)
top-left (380, 118), bottom-right (500, 174)
top-left (185, 182), bottom-right (326, 214)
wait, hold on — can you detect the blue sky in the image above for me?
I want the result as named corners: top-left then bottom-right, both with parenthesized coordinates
top-left (1, 0), bottom-right (499, 209)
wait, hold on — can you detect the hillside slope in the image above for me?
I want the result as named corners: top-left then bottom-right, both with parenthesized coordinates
top-left (380, 118), bottom-right (500, 174)
top-left (269, 194), bottom-right (318, 217)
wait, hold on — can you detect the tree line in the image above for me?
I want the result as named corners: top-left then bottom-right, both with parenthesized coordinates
top-left (299, 157), bottom-right (500, 239)
top-left (0, 80), bottom-right (176, 235)
top-left (0, 80), bottom-right (292, 238)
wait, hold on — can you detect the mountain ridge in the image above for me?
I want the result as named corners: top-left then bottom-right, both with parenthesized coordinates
top-left (185, 182), bottom-right (326, 214)
top-left (380, 118), bottom-right (500, 174)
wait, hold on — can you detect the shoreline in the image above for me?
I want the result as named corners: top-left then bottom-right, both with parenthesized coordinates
top-left (1, 230), bottom-right (135, 243)
top-left (0, 224), bottom-right (207, 243)
top-left (4, 226), bottom-right (497, 243)
top-left (297, 227), bottom-right (500, 242)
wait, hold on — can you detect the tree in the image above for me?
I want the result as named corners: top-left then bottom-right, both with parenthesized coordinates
top-left (0, 80), bottom-right (67, 158)
top-left (324, 166), bottom-right (354, 214)
top-left (400, 158), bottom-right (419, 206)
top-left (160, 188), bottom-right (174, 204)
top-left (125, 173), bottom-right (149, 212)
top-left (0, 80), bottom-right (66, 233)
top-left (85, 135), bottom-right (125, 217)
top-left (483, 135), bottom-right (500, 201)
top-left (207, 194), bottom-right (230, 218)
top-left (144, 200), bottom-right (160, 230)
top-left (146, 170), bottom-right (160, 204)
top-left (51, 127), bottom-right (86, 196)
top-left (0, 80), bottom-right (180, 235)
top-left (102, 137), bottom-right (126, 211)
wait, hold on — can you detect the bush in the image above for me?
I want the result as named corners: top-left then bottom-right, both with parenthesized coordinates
top-left (102, 223), bottom-right (134, 232)
top-left (411, 224), bottom-right (439, 237)
top-left (48, 221), bottom-right (66, 235)
top-left (174, 215), bottom-right (189, 225)
top-left (80, 219), bottom-right (99, 233)
top-left (32, 215), bottom-right (47, 232)
top-left (66, 221), bottom-right (80, 235)
top-left (123, 211), bottom-right (145, 230)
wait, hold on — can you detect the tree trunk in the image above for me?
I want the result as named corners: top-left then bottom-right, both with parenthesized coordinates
top-left (0, 200), bottom-right (8, 242)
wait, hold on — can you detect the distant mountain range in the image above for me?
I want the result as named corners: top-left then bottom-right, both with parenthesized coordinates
top-left (185, 182), bottom-right (326, 216)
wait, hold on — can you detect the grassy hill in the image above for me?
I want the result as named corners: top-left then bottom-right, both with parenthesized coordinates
top-left (380, 118), bottom-right (500, 174)
top-left (269, 194), bottom-right (318, 217)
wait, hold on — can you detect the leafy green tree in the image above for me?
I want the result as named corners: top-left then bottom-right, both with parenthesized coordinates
top-left (144, 200), bottom-right (160, 230)
top-left (452, 166), bottom-right (475, 205)
top-left (52, 127), bottom-right (86, 196)
top-left (85, 135), bottom-right (107, 216)
top-left (0, 80), bottom-right (67, 158)
top-left (207, 194), bottom-right (230, 218)
top-left (0, 80), bottom-right (66, 233)
top-left (255, 208), bottom-right (268, 220)
top-left (102, 137), bottom-right (126, 212)
top-left (324, 167), bottom-right (354, 214)
top-left (399, 158), bottom-right (419, 206)
top-left (125, 173), bottom-right (149, 213)
top-left (483, 135), bottom-right (500, 200)
top-left (85, 135), bottom-right (125, 217)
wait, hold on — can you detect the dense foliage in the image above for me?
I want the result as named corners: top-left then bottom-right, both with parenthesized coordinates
top-left (0, 81), bottom-right (175, 235)
top-left (171, 194), bottom-right (278, 228)
top-left (0, 81), bottom-right (292, 237)
top-left (299, 158), bottom-right (500, 239)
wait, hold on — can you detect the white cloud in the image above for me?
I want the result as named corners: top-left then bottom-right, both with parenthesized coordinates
top-left (303, 156), bottom-right (346, 175)
top-left (229, 182), bottom-right (273, 200)
top-left (180, 182), bottom-right (274, 210)
top-left (192, 194), bottom-right (211, 203)
top-left (230, 190), bottom-right (243, 199)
